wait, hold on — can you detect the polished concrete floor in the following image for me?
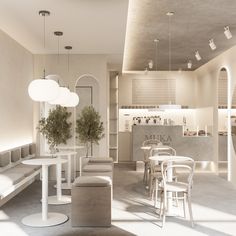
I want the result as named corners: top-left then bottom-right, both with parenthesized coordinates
top-left (1, 165), bottom-right (236, 236)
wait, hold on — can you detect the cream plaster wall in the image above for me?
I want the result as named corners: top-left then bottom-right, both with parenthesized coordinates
top-left (119, 71), bottom-right (196, 107)
top-left (33, 54), bottom-right (109, 157)
top-left (195, 45), bottom-right (236, 184)
top-left (0, 29), bottom-right (33, 151)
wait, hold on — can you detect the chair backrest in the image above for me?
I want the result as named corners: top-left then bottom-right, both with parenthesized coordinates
top-left (150, 145), bottom-right (176, 157)
top-left (142, 139), bottom-right (162, 147)
top-left (161, 157), bottom-right (195, 192)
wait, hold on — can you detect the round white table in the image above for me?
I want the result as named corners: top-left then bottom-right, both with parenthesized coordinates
top-left (56, 151), bottom-right (78, 190)
top-left (22, 158), bottom-right (68, 227)
top-left (149, 155), bottom-right (190, 215)
top-left (57, 146), bottom-right (84, 180)
top-left (48, 157), bottom-right (71, 205)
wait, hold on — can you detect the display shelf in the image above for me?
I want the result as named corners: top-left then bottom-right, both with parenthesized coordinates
top-left (109, 72), bottom-right (119, 162)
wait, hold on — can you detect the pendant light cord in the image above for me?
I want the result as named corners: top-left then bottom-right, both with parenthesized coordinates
top-left (168, 14), bottom-right (171, 72)
top-left (43, 13), bottom-right (46, 79)
top-left (67, 50), bottom-right (70, 73)
top-left (43, 14), bottom-right (46, 49)
top-left (155, 41), bottom-right (157, 71)
top-left (167, 12), bottom-right (174, 104)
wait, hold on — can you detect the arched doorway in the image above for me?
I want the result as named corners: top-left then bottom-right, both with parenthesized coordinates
top-left (75, 74), bottom-right (99, 158)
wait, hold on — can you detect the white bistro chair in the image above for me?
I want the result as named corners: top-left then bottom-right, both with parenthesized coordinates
top-left (149, 145), bottom-right (177, 203)
top-left (159, 157), bottom-right (195, 228)
top-left (141, 139), bottom-right (162, 185)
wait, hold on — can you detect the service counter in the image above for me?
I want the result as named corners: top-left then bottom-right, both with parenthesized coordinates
top-left (132, 125), bottom-right (213, 161)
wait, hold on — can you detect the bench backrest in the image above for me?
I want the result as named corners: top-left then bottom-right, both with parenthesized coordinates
top-left (0, 143), bottom-right (36, 172)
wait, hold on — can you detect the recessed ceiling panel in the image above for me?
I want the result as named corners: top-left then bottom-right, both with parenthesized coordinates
top-left (123, 0), bottom-right (236, 71)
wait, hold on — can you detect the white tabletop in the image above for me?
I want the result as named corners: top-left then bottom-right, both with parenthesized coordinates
top-left (22, 158), bottom-right (67, 166)
top-left (149, 155), bottom-right (190, 162)
top-left (141, 146), bottom-right (152, 150)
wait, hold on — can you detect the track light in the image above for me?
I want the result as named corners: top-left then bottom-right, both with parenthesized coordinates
top-left (187, 60), bottom-right (192, 69)
top-left (224, 26), bottom-right (232, 39)
top-left (209, 39), bottom-right (216, 50)
top-left (195, 51), bottom-right (202, 61)
top-left (148, 60), bottom-right (153, 69)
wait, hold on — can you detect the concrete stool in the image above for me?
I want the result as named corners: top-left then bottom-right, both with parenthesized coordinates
top-left (71, 176), bottom-right (112, 227)
top-left (88, 157), bottom-right (113, 164)
top-left (82, 164), bottom-right (113, 179)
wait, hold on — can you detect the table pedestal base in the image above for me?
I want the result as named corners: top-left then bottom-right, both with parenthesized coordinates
top-left (22, 212), bottom-right (68, 227)
top-left (48, 195), bottom-right (71, 205)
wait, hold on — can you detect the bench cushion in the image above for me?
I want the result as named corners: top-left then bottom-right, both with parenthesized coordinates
top-left (73, 176), bottom-right (111, 187)
top-left (0, 171), bottom-right (25, 195)
top-left (11, 148), bottom-right (21, 162)
top-left (9, 164), bottom-right (35, 177)
top-left (0, 151), bottom-right (10, 167)
top-left (89, 157), bottom-right (113, 164)
top-left (83, 164), bottom-right (112, 172)
top-left (0, 170), bottom-right (25, 185)
top-left (21, 145), bottom-right (29, 158)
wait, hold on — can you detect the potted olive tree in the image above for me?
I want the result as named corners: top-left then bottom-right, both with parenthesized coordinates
top-left (76, 106), bottom-right (104, 157)
top-left (38, 105), bottom-right (72, 153)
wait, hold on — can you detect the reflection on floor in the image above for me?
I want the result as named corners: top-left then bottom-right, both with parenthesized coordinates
top-left (1, 164), bottom-right (236, 236)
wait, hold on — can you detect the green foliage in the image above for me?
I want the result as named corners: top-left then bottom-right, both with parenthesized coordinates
top-left (38, 105), bottom-right (72, 148)
top-left (76, 106), bottom-right (104, 155)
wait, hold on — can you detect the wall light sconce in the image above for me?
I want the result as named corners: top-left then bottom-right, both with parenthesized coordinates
top-left (209, 39), bottom-right (216, 50)
top-left (224, 26), bottom-right (232, 39)
top-left (195, 51), bottom-right (202, 61)
top-left (187, 60), bottom-right (192, 69)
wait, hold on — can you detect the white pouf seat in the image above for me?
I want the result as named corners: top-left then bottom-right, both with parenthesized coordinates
top-left (71, 176), bottom-right (112, 227)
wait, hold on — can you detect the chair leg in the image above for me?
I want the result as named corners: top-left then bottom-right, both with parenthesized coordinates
top-left (187, 194), bottom-right (194, 227)
top-left (154, 179), bottom-right (158, 208)
top-left (159, 192), bottom-right (163, 219)
top-left (149, 176), bottom-right (153, 199)
top-left (183, 193), bottom-right (186, 218)
top-left (143, 163), bottom-right (147, 183)
top-left (162, 190), bottom-right (167, 228)
top-left (174, 192), bottom-right (179, 207)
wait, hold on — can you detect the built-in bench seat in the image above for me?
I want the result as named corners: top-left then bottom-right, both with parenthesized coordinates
top-left (0, 143), bottom-right (40, 206)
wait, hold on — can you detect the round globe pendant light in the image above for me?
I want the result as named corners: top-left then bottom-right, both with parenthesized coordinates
top-left (61, 46), bottom-right (80, 107)
top-left (49, 87), bottom-right (70, 105)
top-left (45, 74), bottom-right (61, 81)
top-left (28, 10), bottom-right (60, 102)
top-left (28, 77), bottom-right (59, 102)
top-left (63, 92), bottom-right (79, 107)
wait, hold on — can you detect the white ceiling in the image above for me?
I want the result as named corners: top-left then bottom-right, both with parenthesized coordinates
top-left (0, 0), bottom-right (128, 59)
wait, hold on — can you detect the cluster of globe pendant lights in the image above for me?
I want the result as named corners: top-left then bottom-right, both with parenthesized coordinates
top-left (28, 10), bottom-right (79, 107)
top-left (28, 73), bottom-right (79, 107)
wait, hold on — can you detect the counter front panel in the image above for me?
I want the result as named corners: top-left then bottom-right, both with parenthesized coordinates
top-left (132, 125), bottom-right (213, 161)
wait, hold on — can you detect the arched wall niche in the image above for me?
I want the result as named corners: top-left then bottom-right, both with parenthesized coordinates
top-left (216, 65), bottom-right (236, 182)
top-left (217, 67), bottom-right (229, 180)
top-left (75, 74), bottom-right (100, 158)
